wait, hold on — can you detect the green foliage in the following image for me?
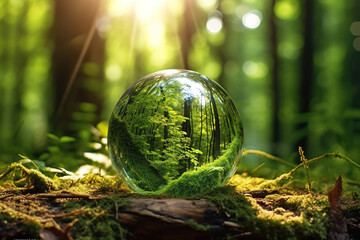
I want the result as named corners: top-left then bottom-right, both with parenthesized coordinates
top-left (37, 133), bottom-right (89, 171)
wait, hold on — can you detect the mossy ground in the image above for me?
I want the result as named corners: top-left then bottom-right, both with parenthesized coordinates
top-left (1, 163), bottom-right (358, 240)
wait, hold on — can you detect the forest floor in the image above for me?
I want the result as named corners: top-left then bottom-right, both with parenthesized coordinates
top-left (0, 163), bottom-right (359, 240)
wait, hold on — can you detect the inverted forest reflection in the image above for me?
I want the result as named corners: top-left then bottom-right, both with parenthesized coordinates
top-left (108, 70), bottom-right (243, 194)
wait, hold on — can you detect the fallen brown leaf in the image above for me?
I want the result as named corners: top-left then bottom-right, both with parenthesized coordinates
top-left (328, 175), bottom-right (349, 240)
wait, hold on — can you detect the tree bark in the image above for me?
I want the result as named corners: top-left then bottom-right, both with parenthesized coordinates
top-left (178, 0), bottom-right (197, 69)
top-left (117, 198), bottom-right (232, 240)
top-left (52, 0), bottom-right (105, 134)
top-left (297, 0), bottom-right (314, 152)
top-left (269, 0), bottom-right (281, 156)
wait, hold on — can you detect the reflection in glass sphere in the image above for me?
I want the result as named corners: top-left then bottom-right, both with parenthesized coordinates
top-left (108, 69), bottom-right (244, 197)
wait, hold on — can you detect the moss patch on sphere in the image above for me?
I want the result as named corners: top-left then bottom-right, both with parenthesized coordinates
top-left (160, 136), bottom-right (241, 197)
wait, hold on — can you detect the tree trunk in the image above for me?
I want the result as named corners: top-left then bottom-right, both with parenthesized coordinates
top-left (182, 97), bottom-right (192, 138)
top-left (178, 0), bottom-right (197, 69)
top-left (52, 0), bottom-right (105, 134)
top-left (297, 0), bottom-right (314, 152)
top-left (269, 0), bottom-right (281, 156)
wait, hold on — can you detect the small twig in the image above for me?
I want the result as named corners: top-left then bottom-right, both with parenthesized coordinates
top-left (37, 191), bottom-right (91, 199)
top-left (251, 163), bottom-right (265, 174)
top-left (299, 147), bottom-right (311, 193)
top-left (242, 149), bottom-right (296, 167)
top-left (0, 194), bottom-right (14, 200)
top-left (273, 152), bottom-right (360, 186)
top-left (223, 221), bottom-right (242, 228)
top-left (306, 153), bottom-right (360, 170)
top-left (64, 218), bottom-right (79, 234)
top-left (115, 201), bottom-right (119, 220)
top-left (47, 210), bottom-right (84, 219)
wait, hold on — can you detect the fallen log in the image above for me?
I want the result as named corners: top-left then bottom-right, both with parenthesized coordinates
top-left (116, 198), bottom-right (242, 240)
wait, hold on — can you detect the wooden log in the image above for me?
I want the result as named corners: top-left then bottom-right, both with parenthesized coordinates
top-left (116, 198), bottom-right (244, 240)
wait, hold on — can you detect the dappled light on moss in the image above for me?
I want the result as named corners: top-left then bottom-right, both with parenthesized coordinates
top-left (108, 69), bottom-right (244, 196)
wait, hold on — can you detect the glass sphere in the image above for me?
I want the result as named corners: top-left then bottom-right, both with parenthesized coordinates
top-left (108, 69), bottom-right (244, 197)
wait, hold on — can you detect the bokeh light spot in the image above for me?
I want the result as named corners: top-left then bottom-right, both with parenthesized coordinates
top-left (206, 17), bottom-right (223, 33)
top-left (353, 37), bottom-right (360, 51)
top-left (350, 22), bottom-right (360, 36)
top-left (243, 61), bottom-right (268, 78)
top-left (197, 0), bottom-right (217, 11)
top-left (242, 10), bottom-right (262, 29)
top-left (278, 35), bottom-right (303, 59)
top-left (106, 64), bottom-right (122, 82)
top-left (22, 92), bottom-right (40, 110)
top-left (274, 0), bottom-right (300, 20)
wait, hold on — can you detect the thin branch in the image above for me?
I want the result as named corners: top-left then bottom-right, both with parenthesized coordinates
top-left (242, 149), bottom-right (296, 167)
top-left (274, 152), bottom-right (360, 186)
top-left (299, 147), bottom-right (311, 193)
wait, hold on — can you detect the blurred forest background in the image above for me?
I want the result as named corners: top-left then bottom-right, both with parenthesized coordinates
top-left (0, 0), bottom-right (360, 183)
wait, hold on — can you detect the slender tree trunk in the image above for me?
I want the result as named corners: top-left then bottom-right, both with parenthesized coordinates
top-left (297, 0), bottom-right (314, 151)
top-left (269, 0), bottom-right (281, 155)
top-left (178, 0), bottom-right (196, 69)
top-left (13, 2), bottom-right (29, 144)
top-left (215, 1), bottom-right (228, 88)
top-left (198, 96), bottom-right (203, 163)
top-left (182, 97), bottom-right (193, 169)
top-left (350, 1), bottom-right (360, 109)
top-left (0, 2), bottom-right (28, 145)
top-left (0, 2), bottom-right (12, 142)
top-left (204, 83), bottom-right (221, 159)
top-left (161, 87), bottom-right (169, 151)
top-left (205, 105), bottom-right (210, 163)
top-left (211, 98), bottom-right (221, 159)
top-left (182, 97), bottom-right (192, 138)
top-left (52, 0), bottom-right (105, 134)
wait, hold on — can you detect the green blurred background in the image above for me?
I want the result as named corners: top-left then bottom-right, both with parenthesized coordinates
top-left (0, 0), bottom-right (359, 184)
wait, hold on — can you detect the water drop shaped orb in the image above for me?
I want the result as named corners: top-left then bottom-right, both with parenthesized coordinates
top-left (108, 69), bottom-right (244, 197)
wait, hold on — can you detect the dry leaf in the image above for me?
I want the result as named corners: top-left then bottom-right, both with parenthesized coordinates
top-left (39, 226), bottom-right (72, 240)
top-left (328, 175), bottom-right (349, 240)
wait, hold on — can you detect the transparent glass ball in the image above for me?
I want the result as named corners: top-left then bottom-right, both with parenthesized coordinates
top-left (108, 69), bottom-right (244, 197)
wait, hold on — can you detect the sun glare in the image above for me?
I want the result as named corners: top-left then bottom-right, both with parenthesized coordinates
top-left (109, 0), bottom-right (167, 21)
top-left (135, 0), bottom-right (166, 21)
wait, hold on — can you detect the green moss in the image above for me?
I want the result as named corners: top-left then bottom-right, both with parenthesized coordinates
top-left (247, 194), bottom-right (330, 240)
top-left (228, 173), bottom-right (269, 192)
top-left (0, 202), bottom-right (42, 237)
top-left (155, 136), bottom-right (241, 197)
top-left (203, 177), bottom-right (331, 240)
top-left (206, 186), bottom-right (257, 228)
top-left (63, 195), bottom-right (129, 240)
top-left (0, 163), bottom-right (57, 192)
top-left (56, 173), bottom-right (129, 194)
top-left (185, 219), bottom-right (211, 231)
